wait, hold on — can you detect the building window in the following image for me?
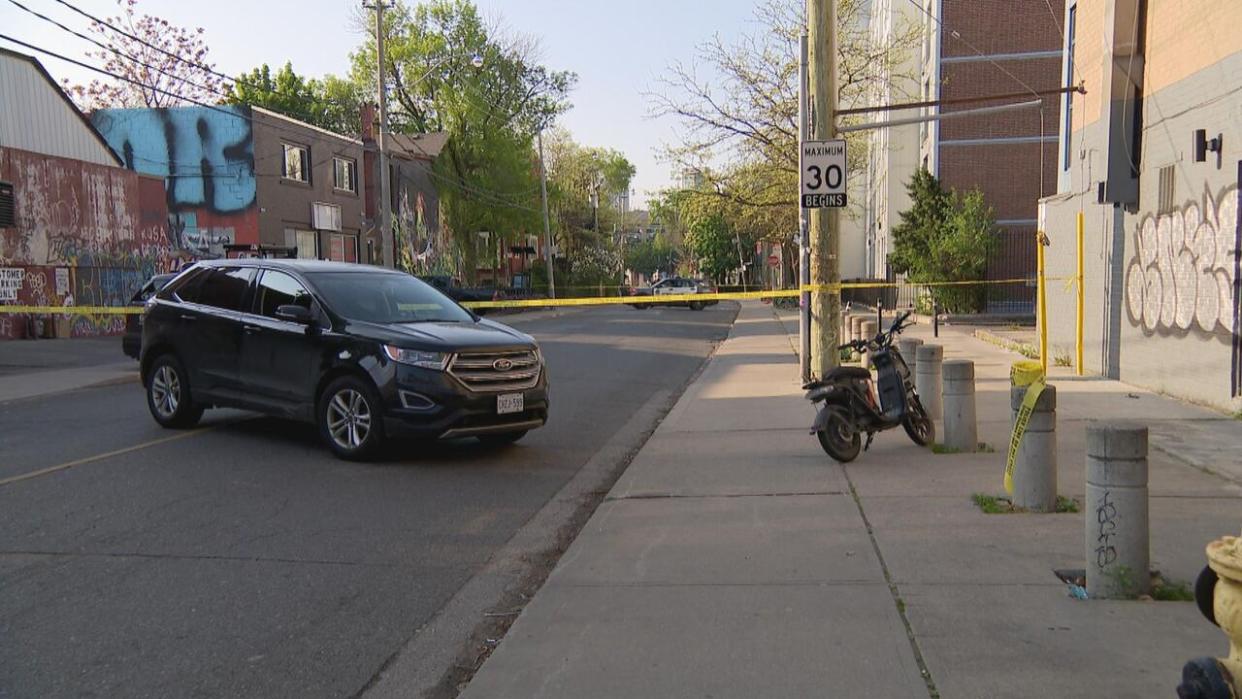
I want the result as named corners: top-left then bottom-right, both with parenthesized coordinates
top-left (283, 143), bottom-right (310, 183)
top-left (333, 157), bottom-right (357, 193)
top-left (1062, 4), bottom-right (1077, 171)
top-left (1157, 165), bottom-right (1175, 214)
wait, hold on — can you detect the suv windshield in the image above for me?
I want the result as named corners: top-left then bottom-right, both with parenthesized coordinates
top-left (308, 271), bottom-right (474, 324)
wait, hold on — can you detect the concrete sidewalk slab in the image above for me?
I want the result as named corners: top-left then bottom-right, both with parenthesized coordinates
top-left (611, 429), bottom-right (849, 498)
top-left (460, 584), bottom-right (928, 699)
top-left (904, 583), bottom-right (1219, 699)
top-left (552, 494), bottom-right (880, 586)
top-left (0, 362), bottom-right (138, 404)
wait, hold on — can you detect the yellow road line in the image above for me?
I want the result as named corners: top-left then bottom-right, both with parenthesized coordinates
top-left (0, 426), bottom-right (216, 488)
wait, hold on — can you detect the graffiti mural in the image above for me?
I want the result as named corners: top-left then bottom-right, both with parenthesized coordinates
top-left (0, 147), bottom-right (175, 338)
top-left (1124, 183), bottom-right (1240, 341)
top-left (91, 106), bottom-right (259, 257)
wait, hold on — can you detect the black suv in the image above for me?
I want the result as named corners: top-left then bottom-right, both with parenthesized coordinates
top-left (140, 260), bottom-right (548, 459)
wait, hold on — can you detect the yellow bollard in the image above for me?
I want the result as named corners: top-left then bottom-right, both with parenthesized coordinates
top-left (1076, 211), bottom-right (1085, 376)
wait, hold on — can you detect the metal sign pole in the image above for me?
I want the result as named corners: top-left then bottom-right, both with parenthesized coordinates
top-left (799, 33), bottom-right (811, 384)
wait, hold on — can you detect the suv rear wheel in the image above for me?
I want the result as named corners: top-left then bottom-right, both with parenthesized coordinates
top-left (146, 355), bottom-right (204, 428)
top-left (319, 376), bottom-right (386, 460)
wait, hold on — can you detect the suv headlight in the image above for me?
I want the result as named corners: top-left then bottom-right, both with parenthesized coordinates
top-left (384, 345), bottom-right (450, 370)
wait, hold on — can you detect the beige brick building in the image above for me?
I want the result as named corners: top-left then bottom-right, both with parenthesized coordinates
top-left (1040, 0), bottom-right (1242, 410)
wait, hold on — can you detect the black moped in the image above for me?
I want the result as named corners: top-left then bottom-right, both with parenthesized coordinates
top-left (804, 311), bottom-right (934, 462)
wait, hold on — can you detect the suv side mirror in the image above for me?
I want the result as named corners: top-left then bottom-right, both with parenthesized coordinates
top-left (276, 304), bottom-right (313, 324)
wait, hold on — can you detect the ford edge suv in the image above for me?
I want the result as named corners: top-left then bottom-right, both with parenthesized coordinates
top-left (140, 259), bottom-right (548, 459)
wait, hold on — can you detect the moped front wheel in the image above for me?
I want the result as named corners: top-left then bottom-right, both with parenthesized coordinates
top-left (902, 396), bottom-right (935, 447)
top-left (816, 406), bottom-right (862, 462)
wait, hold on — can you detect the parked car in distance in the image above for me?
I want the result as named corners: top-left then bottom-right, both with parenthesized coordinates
top-left (122, 272), bottom-right (178, 359)
top-left (417, 275), bottom-right (499, 314)
top-left (140, 260), bottom-right (548, 460)
top-left (627, 277), bottom-right (718, 311)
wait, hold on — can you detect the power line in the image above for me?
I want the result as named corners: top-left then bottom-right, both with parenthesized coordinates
top-left (48, 0), bottom-right (234, 85)
top-left (7, 0), bottom-right (229, 104)
top-left (1, 34), bottom-right (539, 212)
top-left (0, 34), bottom-right (363, 161)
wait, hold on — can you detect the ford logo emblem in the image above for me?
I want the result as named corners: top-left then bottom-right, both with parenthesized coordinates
top-left (492, 358), bottom-right (514, 371)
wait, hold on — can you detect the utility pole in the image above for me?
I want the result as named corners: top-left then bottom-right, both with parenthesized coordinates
top-left (537, 129), bottom-right (556, 298)
top-left (371, 0), bottom-right (394, 269)
top-left (798, 32), bottom-right (811, 383)
top-left (807, 0), bottom-right (840, 377)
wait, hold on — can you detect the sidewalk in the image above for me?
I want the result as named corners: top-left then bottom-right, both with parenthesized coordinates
top-left (0, 337), bottom-right (137, 403)
top-left (459, 301), bottom-right (1242, 698)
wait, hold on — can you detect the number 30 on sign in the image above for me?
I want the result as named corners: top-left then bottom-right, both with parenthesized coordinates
top-left (801, 139), bottom-right (847, 208)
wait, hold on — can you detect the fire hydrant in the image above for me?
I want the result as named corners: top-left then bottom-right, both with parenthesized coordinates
top-left (1178, 530), bottom-right (1242, 698)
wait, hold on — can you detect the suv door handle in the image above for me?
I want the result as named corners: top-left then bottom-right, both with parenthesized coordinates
top-left (243, 324), bottom-right (262, 335)
top-left (179, 314), bottom-right (197, 322)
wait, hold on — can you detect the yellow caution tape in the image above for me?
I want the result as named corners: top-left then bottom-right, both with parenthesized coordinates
top-left (0, 277), bottom-right (1069, 314)
top-left (0, 305), bottom-right (145, 315)
top-left (1005, 360), bottom-right (1047, 495)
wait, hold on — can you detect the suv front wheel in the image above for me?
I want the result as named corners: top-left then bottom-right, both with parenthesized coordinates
top-left (319, 376), bottom-right (386, 460)
top-left (146, 354), bottom-right (204, 428)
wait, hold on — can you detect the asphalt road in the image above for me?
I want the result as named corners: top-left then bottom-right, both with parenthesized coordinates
top-left (0, 302), bottom-right (738, 699)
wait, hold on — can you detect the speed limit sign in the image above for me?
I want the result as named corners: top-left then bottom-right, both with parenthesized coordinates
top-left (801, 139), bottom-right (847, 208)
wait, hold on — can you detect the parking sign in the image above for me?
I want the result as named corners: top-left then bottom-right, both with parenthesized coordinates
top-left (800, 139), bottom-right (847, 208)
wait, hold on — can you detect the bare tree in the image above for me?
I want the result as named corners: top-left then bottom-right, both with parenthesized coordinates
top-left (648, 0), bottom-right (920, 240)
top-left (63, 0), bottom-right (228, 109)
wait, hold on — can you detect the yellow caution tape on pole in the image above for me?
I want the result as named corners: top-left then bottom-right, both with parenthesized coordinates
top-left (1005, 360), bottom-right (1047, 495)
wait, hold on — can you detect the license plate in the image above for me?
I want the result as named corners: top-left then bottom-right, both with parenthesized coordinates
top-left (497, 393), bottom-right (524, 415)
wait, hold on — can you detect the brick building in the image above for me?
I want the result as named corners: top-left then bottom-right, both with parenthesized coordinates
top-left (92, 105), bottom-right (367, 263)
top-left (1040, 0), bottom-right (1242, 410)
top-left (918, 0), bottom-right (1066, 312)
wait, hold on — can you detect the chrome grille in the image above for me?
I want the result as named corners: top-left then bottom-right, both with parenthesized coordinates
top-left (449, 349), bottom-right (541, 392)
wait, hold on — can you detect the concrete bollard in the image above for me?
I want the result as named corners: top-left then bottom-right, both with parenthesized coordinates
top-left (850, 315), bottom-right (866, 343)
top-left (915, 344), bottom-right (943, 419)
top-left (1009, 384), bottom-right (1057, 512)
top-left (860, 320), bottom-right (878, 368)
top-left (898, 338), bottom-right (924, 375)
top-left (942, 360), bottom-right (977, 452)
top-left (1085, 423), bottom-right (1150, 599)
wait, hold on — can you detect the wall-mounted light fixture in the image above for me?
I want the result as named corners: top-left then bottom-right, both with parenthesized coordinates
top-left (1192, 129), bottom-right (1223, 163)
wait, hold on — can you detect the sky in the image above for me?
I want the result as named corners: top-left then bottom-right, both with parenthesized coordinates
top-left (2, 0), bottom-right (763, 207)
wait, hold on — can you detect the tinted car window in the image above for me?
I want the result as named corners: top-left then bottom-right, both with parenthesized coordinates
top-left (166, 267), bottom-right (209, 303)
top-left (195, 267), bottom-right (255, 311)
top-left (308, 271), bottom-right (473, 324)
top-left (256, 270), bottom-right (314, 318)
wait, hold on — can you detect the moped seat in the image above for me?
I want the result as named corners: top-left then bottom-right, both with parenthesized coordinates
top-left (825, 366), bottom-right (871, 381)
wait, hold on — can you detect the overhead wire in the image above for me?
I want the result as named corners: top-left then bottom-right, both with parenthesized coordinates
top-left (48, 0), bottom-right (235, 84)
top-left (1, 31), bottom-right (542, 212)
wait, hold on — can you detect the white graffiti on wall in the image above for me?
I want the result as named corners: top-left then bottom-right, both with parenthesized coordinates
top-left (1125, 184), bottom-right (1239, 337)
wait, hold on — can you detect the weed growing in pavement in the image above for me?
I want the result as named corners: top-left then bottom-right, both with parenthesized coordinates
top-left (1054, 348), bottom-right (1073, 367)
top-left (932, 442), bottom-right (994, 454)
top-left (1151, 578), bottom-right (1195, 601)
top-left (972, 493), bottom-right (1079, 514)
top-left (971, 493), bottom-right (1008, 514)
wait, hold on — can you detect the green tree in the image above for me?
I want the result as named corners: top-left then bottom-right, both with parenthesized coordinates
top-left (228, 63), bottom-right (366, 135)
top-left (623, 233), bottom-right (679, 279)
top-left (350, 0), bottom-right (575, 280)
top-left (889, 169), bottom-right (998, 313)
